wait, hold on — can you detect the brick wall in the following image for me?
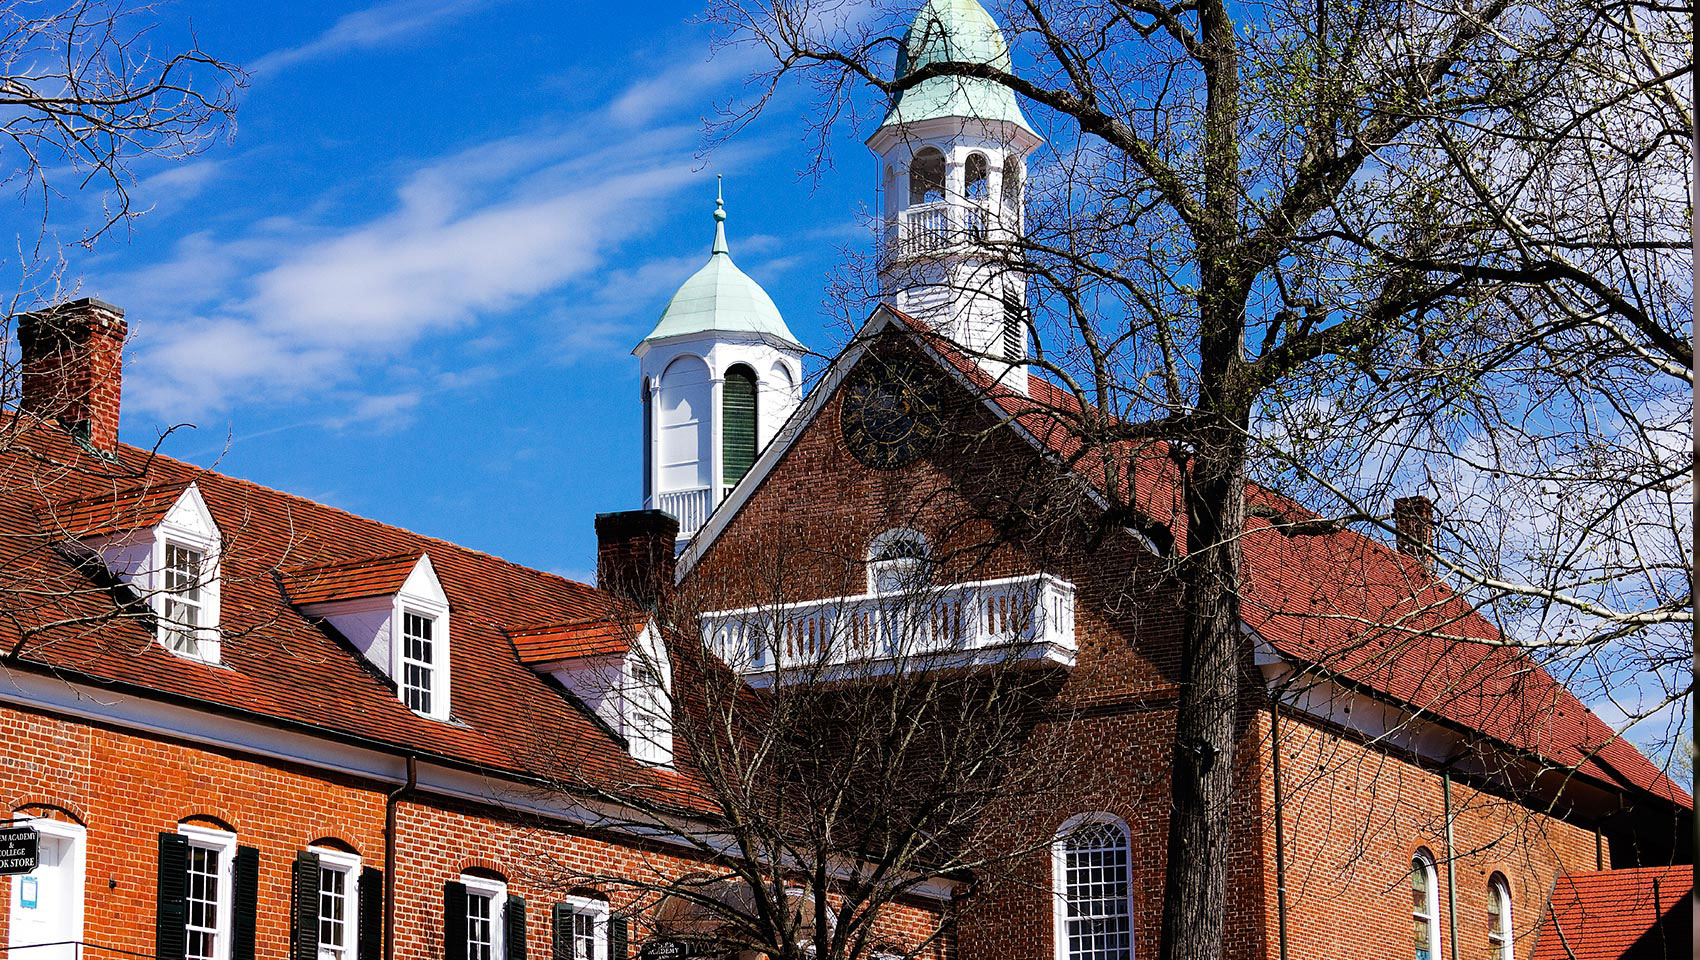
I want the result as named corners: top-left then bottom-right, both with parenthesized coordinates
top-left (1254, 707), bottom-right (1599, 960)
top-left (0, 698), bottom-right (948, 960)
top-left (681, 336), bottom-right (1607, 960)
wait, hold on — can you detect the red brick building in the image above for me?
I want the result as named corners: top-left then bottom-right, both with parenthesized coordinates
top-left (0, 303), bottom-right (948, 960)
top-left (0, 2), bottom-right (1690, 958)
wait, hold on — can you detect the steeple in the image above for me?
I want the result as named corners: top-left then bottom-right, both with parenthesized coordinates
top-left (634, 182), bottom-right (806, 547)
top-left (867, 0), bottom-right (1043, 393)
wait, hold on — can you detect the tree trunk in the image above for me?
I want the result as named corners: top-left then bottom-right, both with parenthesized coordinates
top-left (1158, 408), bottom-right (1249, 960)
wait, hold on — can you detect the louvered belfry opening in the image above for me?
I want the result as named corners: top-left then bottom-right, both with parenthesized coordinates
top-left (722, 364), bottom-right (758, 486)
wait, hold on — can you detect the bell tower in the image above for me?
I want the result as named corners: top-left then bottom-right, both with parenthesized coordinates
top-left (867, 0), bottom-right (1043, 393)
top-left (634, 181), bottom-right (805, 546)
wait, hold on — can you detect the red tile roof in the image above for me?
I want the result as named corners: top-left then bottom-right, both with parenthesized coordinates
top-left (0, 416), bottom-right (710, 812)
top-left (1531, 865), bottom-right (1693, 960)
top-left (884, 306), bottom-right (1690, 808)
top-left (44, 480), bottom-right (191, 539)
top-left (511, 614), bottom-right (647, 664)
top-left (282, 553), bottom-right (423, 605)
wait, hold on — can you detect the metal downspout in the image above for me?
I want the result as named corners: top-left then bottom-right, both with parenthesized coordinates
top-left (385, 755), bottom-right (418, 960)
top-left (1270, 701), bottom-right (1291, 960)
top-left (1442, 766), bottom-right (1459, 960)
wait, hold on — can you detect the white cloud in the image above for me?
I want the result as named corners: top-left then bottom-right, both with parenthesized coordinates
top-left (248, 0), bottom-right (493, 77)
top-left (607, 45), bottom-right (766, 128)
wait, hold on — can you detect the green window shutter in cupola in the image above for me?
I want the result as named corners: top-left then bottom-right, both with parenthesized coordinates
top-left (723, 366), bottom-right (758, 485)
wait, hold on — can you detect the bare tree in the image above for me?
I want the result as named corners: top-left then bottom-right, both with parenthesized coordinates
top-left (0, 1), bottom-right (241, 647)
top-left (695, 0), bottom-right (1692, 957)
top-left (514, 464), bottom-right (1097, 960)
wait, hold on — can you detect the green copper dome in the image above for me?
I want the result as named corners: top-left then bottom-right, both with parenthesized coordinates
top-left (639, 183), bottom-right (802, 349)
top-left (879, 0), bottom-right (1035, 135)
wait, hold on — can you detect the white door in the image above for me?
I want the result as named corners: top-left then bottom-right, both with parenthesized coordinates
top-left (8, 822), bottom-right (83, 960)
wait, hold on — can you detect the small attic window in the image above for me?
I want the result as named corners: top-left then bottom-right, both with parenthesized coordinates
top-left (160, 542), bottom-right (211, 660)
top-left (52, 481), bottom-right (224, 664)
top-left (400, 610), bottom-right (439, 715)
top-left (512, 616), bottom-right (674, 766)
top-left (282, 553), bottom-right (452, 721)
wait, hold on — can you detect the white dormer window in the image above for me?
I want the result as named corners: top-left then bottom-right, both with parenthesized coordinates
top-left (283, 553), bottom-right (451, 720)
top-left (56, 481), bottom-right (223, 663)
top-left (514, 616), bottom-right (673, 766)
top-left (400, 610), bottom-right (438, 715)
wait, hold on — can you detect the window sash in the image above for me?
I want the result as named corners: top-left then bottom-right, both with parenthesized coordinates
top-left (400, 611), bottom-right (436, 713)
top-left (468, 892), bottom-right (496, 960)
top-left (1062, 824), bottom-right (1132, 960)
top-left (163, 543), bottom-right (208, 655)
top-left (319, 864), bottom-right (350, 960)
top-left (571, 911), bottom-right (597, 960)
top-left (185, 845), bottom-right (224, 960)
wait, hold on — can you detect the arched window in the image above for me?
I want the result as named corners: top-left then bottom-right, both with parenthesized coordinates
top-left (965, 152), bottom-right (989, 199)
top-left (1001, 156), bottom-right (1023, 215)
top-left (1053, 814), bottom-right (1133, 960)
top-left (909, 148), bottom-right (946, 204)
top-left (868, 528), bottom-right (930, 594)
top-left (723, 364), bottom-right (758, 486)
top-left (1486, 873), bottom-right (1513, 960)
top-left (657, 355), bottom-right (712, 492)
top-left (1411, 850), bottom-right (1441, 960)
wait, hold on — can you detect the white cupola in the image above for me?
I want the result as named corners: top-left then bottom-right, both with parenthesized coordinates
top-left (634, 180), bottom-right (806, 545)
top-left (868, 0), bottom-right (1044, 393)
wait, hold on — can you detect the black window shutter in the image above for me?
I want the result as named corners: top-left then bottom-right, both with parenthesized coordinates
top-left (293, 851), bottom-right (321, 960)
top-left (359, 867), bottom-right (385, 960)
top-left (444, 881), bottom-right (470, 960)
top-left (156, 833), bottom-right (190, 960)
top-left (506, 895), bottom-right (527, 960)
top-left (232, 846), bottom-right (261, 960)
top-left (551, 903), bottom-right (571, 960)
top-left (608, 916), bottom-right (628, 960)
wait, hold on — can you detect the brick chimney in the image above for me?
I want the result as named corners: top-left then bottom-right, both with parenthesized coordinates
top-left (595, 509), bottom-right (680, 609)
top-left (18, 298), bottom-right (127, 452)
top-left (1393, 496), bottom-right (1435, 568)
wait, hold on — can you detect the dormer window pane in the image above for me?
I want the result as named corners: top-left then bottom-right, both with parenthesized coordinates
top-left (401, 611), bottom-right (436, 714)
top-left (163, 543), bottom-right (206, 656)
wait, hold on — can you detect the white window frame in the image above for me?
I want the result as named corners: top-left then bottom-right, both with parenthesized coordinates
top-left (557, 895), bottom-right (609, 960)
top-left (1411, 850), bottom-right (1441, 960)
top-left (1051, 813), bottom-right (1135, 960)
top-left (461, 874), bottom-right (507, 960)
top-left (1487, 874), bottom-right (1513, 960)
top-left (179, 824), bottom-right (237, 960)
top-left (160, 540), bottom-right (214, 661)
top-left (393, 594), bottom-right (450, 720)
top-left (311, 848), bottom-right (362, 960)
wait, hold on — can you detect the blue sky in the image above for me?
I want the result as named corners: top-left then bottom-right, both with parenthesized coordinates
top-left (51, 0), bottom-right (882, 581)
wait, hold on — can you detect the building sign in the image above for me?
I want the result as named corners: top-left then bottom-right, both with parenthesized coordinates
top-left (638, 940), bottom-right (695, 960)
top-left (0, 826), bottom-right (39, 874)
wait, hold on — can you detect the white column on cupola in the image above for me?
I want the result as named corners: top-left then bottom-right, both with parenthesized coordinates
top-left (866, 0), bottom-right (1044, 393)
top-left (633, 178), bottom-right (807, 547)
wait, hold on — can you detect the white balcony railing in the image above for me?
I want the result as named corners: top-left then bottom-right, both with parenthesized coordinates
top-left (657, 486), bottom-right (712, 537)
top-left (900, 201), bottom-right (952, 255)
top-left (701, 573), bottom-right (1077, 683)
top-left (897, 200), bottom-right (1014, 258)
